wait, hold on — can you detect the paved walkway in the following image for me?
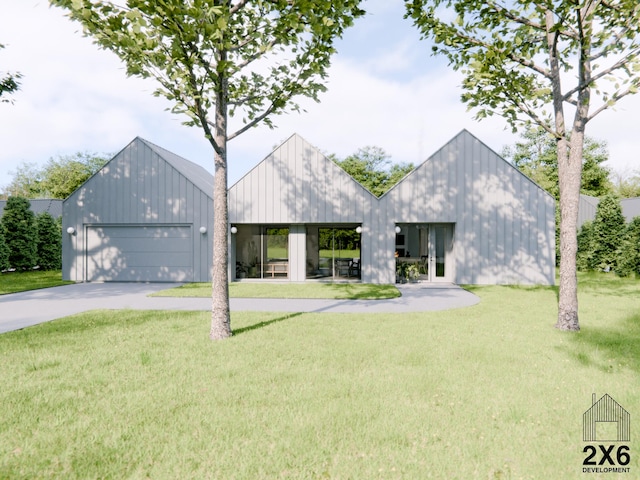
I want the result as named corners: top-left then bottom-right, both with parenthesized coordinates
top-left (0, 282), bottom-right (480, 334)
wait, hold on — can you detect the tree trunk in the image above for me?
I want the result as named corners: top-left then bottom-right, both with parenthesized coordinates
top-left (209, 69), bottom-right (232, 340)
top-left (555, 4), bottom-right (594, 332)
top-left (556, 135), bottom-right (581, 331)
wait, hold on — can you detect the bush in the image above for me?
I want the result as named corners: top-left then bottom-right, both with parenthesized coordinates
top-left (588, 194), bottom-right (626, 271)
top-left (35, 212), bottom-right (62, 270)
top-left (0, 226), bottom-right (9, 271)
top-left (1, 197), bottom-right (37, 270)
top-left (616, 217), bottom-right (640, 277)
top-left (576, 221), bottom-right (593, 271)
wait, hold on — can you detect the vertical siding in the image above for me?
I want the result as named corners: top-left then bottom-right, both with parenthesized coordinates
top-left (229, 134), bottom-right (375, 225)
top-left (63, 138), bottom-right (214, 282)
top-left (379, 130), bottom-right (555, 285)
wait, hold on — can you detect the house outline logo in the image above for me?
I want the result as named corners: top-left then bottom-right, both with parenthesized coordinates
top-left (583, 393), bottom-right (631, 442)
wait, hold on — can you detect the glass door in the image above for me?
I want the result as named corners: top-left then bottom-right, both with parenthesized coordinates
top-left (423, 224), bottom-right (453, 283)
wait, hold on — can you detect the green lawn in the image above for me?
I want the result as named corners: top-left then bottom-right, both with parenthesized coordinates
top-left (153, 282), bottom-right (401, 299)
top-left (0, 270), bottom-right (73, 295)
top-left (1, 273), bottom-right (639, 478)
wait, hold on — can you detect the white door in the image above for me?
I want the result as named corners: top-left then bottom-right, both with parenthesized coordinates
top-left (421, 224), bottom-right (454, 283)
top-left (85, 225), bottom-right (193, 282)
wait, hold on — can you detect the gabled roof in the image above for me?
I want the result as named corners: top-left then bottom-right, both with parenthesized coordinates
top-left (229, 133), bottom-right (376, 224)
top-left (138, 137), bottom-right (213, 197)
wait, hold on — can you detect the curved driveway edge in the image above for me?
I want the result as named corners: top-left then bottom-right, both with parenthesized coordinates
top-left (0, 282), bottom-right (479, 334)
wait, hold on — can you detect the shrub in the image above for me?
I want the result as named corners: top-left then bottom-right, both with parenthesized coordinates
top-left (616, 217), bottom-right (640, 277)
top-left (576, 221), bottom-right (593, 271)
top-left (1, 197), bottom-right (37, 270)
top-left (0, 226), bottom-right (9, 271)
top-left (588, 194), bottom-right (626, 271)
top-left (35, 212), bottom-right (62, 270)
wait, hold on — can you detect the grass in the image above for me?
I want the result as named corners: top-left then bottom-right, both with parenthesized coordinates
top-left (1, 272), bottom-right (639, 478)
top-left (152, 282), bottom-right (401, 300)
top-left (0, 270), bottom-right (73, 295)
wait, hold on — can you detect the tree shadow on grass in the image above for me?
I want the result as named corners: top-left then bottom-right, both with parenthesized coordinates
top-left (560, 311), bottom-right (640, 374)
top-left (321, 283), bottom-right (400, 300)
top-left (233, 312), bottom-right (303, 336)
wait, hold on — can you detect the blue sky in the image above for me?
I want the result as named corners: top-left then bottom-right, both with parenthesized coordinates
top-left (1, 0), bottom-right (638, 192)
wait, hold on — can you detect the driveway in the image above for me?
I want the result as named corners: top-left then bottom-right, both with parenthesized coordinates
top-left (0, 282), bottom-right (480, 334)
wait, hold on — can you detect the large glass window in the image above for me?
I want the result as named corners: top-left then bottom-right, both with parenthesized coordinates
top-left (235, 225), bottom-right (289, 279)
top-left (306, 226), bottom-right (361, 280)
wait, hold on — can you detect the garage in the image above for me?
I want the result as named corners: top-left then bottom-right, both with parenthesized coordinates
top-left (85, 225), bottom-right (194, 282)
top-left (63, 138), bottom-right (214, 283)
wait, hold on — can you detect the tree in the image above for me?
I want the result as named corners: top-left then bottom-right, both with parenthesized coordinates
top-left (0, 226), bottom-right (9, 272)
top-left (35, 212), bottom-right (62, 270)
top-left (504, 126), bottom-right (616, 199)
top-left (617, 217), bottom-right (640, 277)
top-left (0, 43), bottom-right (22, 104)
top-left (588, 194), bottom-right (626, 272)
top-left (52, 0), bottom-right (365, 339)
top-left (406, 0), bottom-right (640, 331)
top-left (1, 197), bottom-right (37, 270)
top-left (611, 167), bottom-right (640, 198)
top-left (2, 152), bottom-right (109, 199)
top-left (333, 146), bottom-right (415, 197)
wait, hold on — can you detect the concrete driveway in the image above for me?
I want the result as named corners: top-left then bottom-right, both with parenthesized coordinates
top-left (0, 282), bottom-right (480, 334)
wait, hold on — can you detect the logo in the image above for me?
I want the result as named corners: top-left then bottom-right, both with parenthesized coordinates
top-left (582, 393), bottom-right (631, 474)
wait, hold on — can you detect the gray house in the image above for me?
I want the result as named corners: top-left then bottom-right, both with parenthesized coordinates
top-left (63, 130), bottom-right (555, 285)
top-left (229, 130), bottom-right (555, 285)
top-left (63, 137), bottom-right (213, 282)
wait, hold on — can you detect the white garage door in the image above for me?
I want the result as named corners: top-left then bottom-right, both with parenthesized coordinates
top-left (86, 225), bottom-right (193, 282)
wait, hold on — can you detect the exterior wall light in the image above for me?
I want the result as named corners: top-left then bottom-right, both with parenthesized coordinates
top-left (395, 226), bottom-right (401, 234)
top-left (230, 226), bottom-right (238, 234)
top-left (199, 226), bottom-right (207, 234)
top-left (66, 227), bottom-right (75, 234)
top-left (355, 226), bottom-right (362, 234)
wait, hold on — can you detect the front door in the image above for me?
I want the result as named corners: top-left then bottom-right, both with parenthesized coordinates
top-left (419, 224), bottom-right (454, 283)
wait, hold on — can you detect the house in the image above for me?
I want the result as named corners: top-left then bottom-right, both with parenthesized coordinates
top-left (578, 194), bottom-right (640, 227)
top-left (62, 137), bottom-right (213, 282)
top-left (0, 199), bottom-right (63, 220)
top-left (229, 130), bottom-right (555, 285)
top-left (583, 393), bottom-right (630, 442)
top-left (63, 130), bottom-right (555, 285)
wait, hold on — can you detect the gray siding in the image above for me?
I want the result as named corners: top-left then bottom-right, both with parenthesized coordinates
top-left (578, 194), bottom-right (599, 228)
top-left (378, 130), bottom-right (555, 285)
top-left (229, 134), bottom-right (374, 225)
top-left (621, 197), bottom-right (640, 222)
top-left (63, 137), bottom-right (213, 282)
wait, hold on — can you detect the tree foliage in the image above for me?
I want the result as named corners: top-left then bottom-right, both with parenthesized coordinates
top-left (0, 226), bottom-right (9, 272)
top-left (0, 43), bottom-right (22, 104)
top-left (1, 197), bottom-right (37, 270)
top-left (617, 217), bottom-right (640, 277)
top-left (406, 0), bottom-right (640, 331)
top-left (1, 152), bottom-right (109, 199)
top-left (333, 146), bottom-right (415, 197)
top-left (52, 0), bottom-right (365, 339)
top-left (35, 212), bottom-right (62, 271)
top-left (588, 194), bottom-right (626, 271)
top-left (502, 127), bottom-right (613, 200)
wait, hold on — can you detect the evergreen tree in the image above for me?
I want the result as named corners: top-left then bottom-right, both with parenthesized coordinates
top-left (617, 217), bottom-right (640, 277)
top-left (0, 197), bottom-right (37, 270)
top-left (588, 195), bottom-right (626, 272)
top-left (0, 226), bottom-right (9, 271)
top-left (35, 212), bottom-right (62, 270)
top-left (576, 221), bottom-right (593, 272)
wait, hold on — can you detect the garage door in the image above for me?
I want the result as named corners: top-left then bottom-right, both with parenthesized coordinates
top-left (86, 225), bottom-right (193, 282)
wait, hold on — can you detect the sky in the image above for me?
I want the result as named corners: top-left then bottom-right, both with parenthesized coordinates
top-left (1, 0), bottom-right (639, 192)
